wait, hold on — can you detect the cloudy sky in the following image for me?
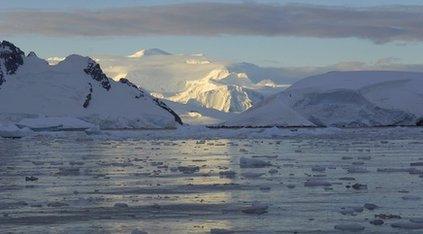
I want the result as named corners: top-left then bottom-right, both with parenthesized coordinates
top-left (1, 0), bottom-right (423, 67)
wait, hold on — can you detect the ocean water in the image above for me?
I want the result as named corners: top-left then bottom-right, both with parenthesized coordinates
top-left (1, 130), bottom-right (423, 233)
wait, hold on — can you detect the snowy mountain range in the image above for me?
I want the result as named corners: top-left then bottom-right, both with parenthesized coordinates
top-left (89, 50), bottom-right (290, 113)
top-left (224, 71), bottom-right (423, 127)
top-left (0, 41), bottom-right (182, 129)
top-left (11, 42), bottom-right (423, 129)
top-left (169, 68), bottom-right (265, 112)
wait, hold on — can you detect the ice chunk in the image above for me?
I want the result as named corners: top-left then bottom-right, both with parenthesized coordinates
top-left (311, 165), bottom-right (326, 172)
top-left (334, 223), bottom-right (365, 231)
top-left (177, 165), bottom-right (200, 174)
top-left (304, 179), bottom-right (331, 187)
top-left (219, 170), bottom-right (236, 178)
top-left (370, 220), bottom-right (384, 225)
top-left (131, 229), bottom-right (148, 234)
top-left (402, 195), bottom-right (422, 201)
top-left (114, 203), bottom-right (129, 208)
top-left (241, 203), bottom-right (268, 215)
top-left (352, 183), bottom-right (367, 190)
top-left (410, 218), bottom-right (423, 223)
top-left (391, 222), bottom-right (423, 230)
top-left (0, 123), bottom-right (31, 138)
top-left (210, 229), bottom-right (234, 234)
top-left (364, 203), bottom-right (378, 210)
top-left (239, 157), bottom-right (271, 168)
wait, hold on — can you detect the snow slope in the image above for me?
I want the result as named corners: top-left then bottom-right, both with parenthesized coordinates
top-left (163, 100), bottom-right (236, 125)
top-left (222, 93), bottom-right (315, 127)
top-left (224, 71), bottom-right (423, 127)
top-left (0, 41), bottom-right (182, 129)
top-left (285, 71), bottom-right (423, 118)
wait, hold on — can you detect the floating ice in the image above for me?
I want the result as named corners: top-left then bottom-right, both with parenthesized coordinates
top-left (334, 223), bottom-right (365, 232)
top-left (304, 179), bottom-right (331, 187)
top-left (239, 157), bottom-right (271, 168)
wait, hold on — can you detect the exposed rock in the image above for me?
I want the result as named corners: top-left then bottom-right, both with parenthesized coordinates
top-left (153, 98), bottom-right (183, 125)
top-left (84, 61), bottom-right (111, 91)
top-left (0, 40), bottom-right (24, 75)
top-left (119, 78), bottom-right (182, 125)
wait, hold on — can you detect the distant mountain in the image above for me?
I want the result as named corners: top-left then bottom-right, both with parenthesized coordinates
top-left (0, 41), bottom-right (182, 129)
top-left (127, 48), bottom-right (171, 58)
top-left (169, 68), bottom-right (265, 112)
top-left (223, 71), bottom-right (423, 127)
top-left (94, 52), bottom-right (291, 113)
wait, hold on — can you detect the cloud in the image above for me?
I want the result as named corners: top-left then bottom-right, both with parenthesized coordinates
top-left (1, 3), bottom-right (423, 43)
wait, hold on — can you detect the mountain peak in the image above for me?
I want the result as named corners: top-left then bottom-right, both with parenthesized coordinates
top-left (0, 40), bottom-right (24, 54)
top-left (128, 48), bottom-right (171, 58)
top-left (27, 51), bottom-right (38, 58)
top-left (0, 40), bottom-right (25, 78)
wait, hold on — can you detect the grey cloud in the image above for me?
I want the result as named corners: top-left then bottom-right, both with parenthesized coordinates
top-left (1, 3), bottom-right (423, 43)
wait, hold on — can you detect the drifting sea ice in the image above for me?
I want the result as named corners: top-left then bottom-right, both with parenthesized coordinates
top-left (1, 128), bottom-right (423, 233)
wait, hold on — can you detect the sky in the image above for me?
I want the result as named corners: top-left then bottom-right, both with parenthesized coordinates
top-left (1, 0), bottom-right (423, 67)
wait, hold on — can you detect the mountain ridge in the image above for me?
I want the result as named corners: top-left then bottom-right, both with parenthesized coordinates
top-left (0, 41), bottom-right (182, 129)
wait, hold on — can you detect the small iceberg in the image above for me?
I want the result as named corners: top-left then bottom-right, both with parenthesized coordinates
top-left (0, 123), bottom-right (32, 138)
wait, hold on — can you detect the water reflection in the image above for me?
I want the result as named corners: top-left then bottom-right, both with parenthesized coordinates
top-left (1, 135), bottom-right (423, 233)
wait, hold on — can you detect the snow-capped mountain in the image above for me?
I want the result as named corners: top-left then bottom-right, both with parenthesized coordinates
top-left (169, 68), bottom-right (265, 112)
top-left (223, 71), bottom-right (423, 127)
top-left (92, 51), bottom-right (291, 113)
top-left (127, 48), bottom-right (171, 58)
top-left (95, 51), bottom-right (222, 93)
top-left (0, 41), bottom-right (182, 129)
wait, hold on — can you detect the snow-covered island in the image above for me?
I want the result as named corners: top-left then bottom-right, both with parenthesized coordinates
top-left (0, 41), bottom-right (182, 136)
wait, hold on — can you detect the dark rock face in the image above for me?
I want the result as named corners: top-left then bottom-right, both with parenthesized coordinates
top-left (83, 83), bottom-right (93, 108)
top-left (153, 98), bottom-right (183, 125)
top-left (0, 41), bottom-right (25, 86)
top-left (119, 78), bottom-right (145, 98)
top-left (0, 64), bottom-right (4, 86)
top-left (84, 62), bottom-right (111, 91)
top-left (0, 40), bottom-right (25, 75)
top-left (417, 118), bottom-right (423, 126)
top-left (119, 78), bottom-right (140, 90)
top-left (119, 78), bottom-right (183, 125)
